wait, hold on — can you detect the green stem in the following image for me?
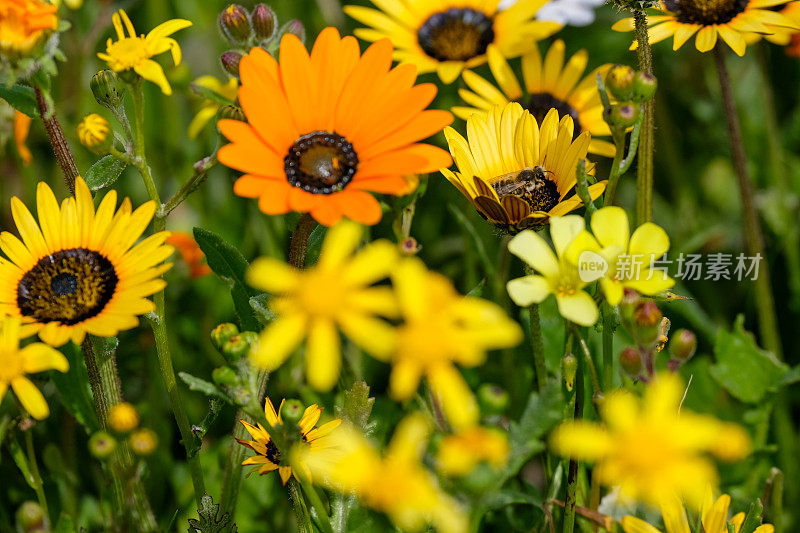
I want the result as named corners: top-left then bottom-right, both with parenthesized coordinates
top-left (288, 479), bottom-right (314, 533)
top-left (604, 115), bottom-right (644, 207)
top-left (129, 79), bottom-right (206, 505)
top-left (601, 303), bottom-right (615, 390)
top-left (162, 152), bottom-right (218, 216)
top-left (571, 325), bottom-right (602, 399)
top-left (24, 428), bottom-right (50, 530)
top-left (528, 303), bottom-right (547, 392)
top-left (563, 344), bottom-right (584, 533)
top-left (712, 45), bottom-right (782, 358)
top-left (298, 474), bottom-right (335, 533)
top-left (574, 160), bottom-right (597, 219)
top-left (633, 9), bottom-right (655, 224)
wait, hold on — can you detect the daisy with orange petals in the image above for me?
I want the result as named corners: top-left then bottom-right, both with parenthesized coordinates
top-left (217, 28), bottom-right (454, 227)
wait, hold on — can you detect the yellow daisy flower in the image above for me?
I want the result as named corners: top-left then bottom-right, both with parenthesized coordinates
top-left (621, 489), bottom-right (775, 533)
top-left (77, 113), bottom-right (110, 149)
top-left (0, 0), bottom-right (58, 55)
top-left (237, 398), bottom-right (342, 485)
top-left (453, 40), bottom-right (615, 157)
top-left (389, 256), bottom-right (522, 429)
top-left (507, 215), bottom-right (600, 326)
top-left (566, 206), bottom-right (674, 306)
top-left (97, 9), bottom-right (192, 95)
top-left (0, 316), bottom-right (68, 420)
top-left (550, 373), bottom-right (752, 509)
top-left (188, 75), bottom-right (238, 139)
top-left (436, 426), bottom-right (509, 476)
top-left (246, 221), bottom-right (399, 391)
top-left (611, 0), bottom-right (800, 57)
top-left (344, 0), bottom-right (562, 84)
top-left (298, 413), bottom-right (468, 533)
top-left (0, 178), bottom-right (174, 347)
top-left (442, 102), bottom-right (606, 233)
top-left (744, 1), bottom-right (800, 47)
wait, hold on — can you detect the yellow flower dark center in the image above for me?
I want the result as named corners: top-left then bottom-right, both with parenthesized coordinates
top-left (491, 167), bottom-right (560, 212)
top-left (665, 0), bottom-right (749, 24)
top-left (264, 439), bottom-right (281, 464)
top-left (285, 131), bottom-right (359, 194)
top-left (417, 8), bottom-right (495, 62)
top-left (17, 248), bottom-right (118, 325)
top-left (520, 94), bottom-right (582, 139)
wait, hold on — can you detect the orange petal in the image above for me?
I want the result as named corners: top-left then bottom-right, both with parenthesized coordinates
top-left (310, 198), bottom-right (345, 227)
top-left (350, 175), bottom-right (408, 193)
top-left (256, 181), bottom-right (292, 215)
top-left (288, 187), bottom-right (322, 212)
top-left (357, 110), bottom-right (453, 159)
top-left (279, 33), bottom-right (319, 134)
top-left (334, 38), bottom-right (394, 133)
top-left (336, 190), bottom-right (383, 225)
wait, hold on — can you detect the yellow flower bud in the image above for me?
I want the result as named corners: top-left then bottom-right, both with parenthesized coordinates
top-left (129, 428), bottom-right (158, 456)
top-left (108, 402), bottom-right (139, 433)
top-left (77, 113), bottom-right (111, 151)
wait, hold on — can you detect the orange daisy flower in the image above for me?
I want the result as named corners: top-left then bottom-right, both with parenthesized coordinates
top-left (217, 27), bottom-right (454, 226)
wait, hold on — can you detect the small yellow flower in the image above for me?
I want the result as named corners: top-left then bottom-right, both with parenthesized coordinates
top-left (0, 0), bottom-right (58, 54)
top-left (437, 426), bottom-right (509, 476)
top-left (246, 221), bottom-right (399, 391)
top-left (620, 489), bottom-right (775, 533)
top-left (97, 9), bottom-right (192, 95)
top-left (237, 398), bottom-right (342, 485)
top-left (108, 402), bottom-right (139, 432)
top-left (188, 75), bottom-right (238, 139)
top-left (550, 373), bottom-right (751, 508)
top-left (507, 215), bottom-right (599, 326)
top-left (0, 316), bottom-right (68, 420)
top-left (390, 257), bottom-right (523, 429)
top-left (77, 113), bottom-right (110, 149)
top-left (129, 428), bottom-right (158, 456)
top-left (298, 414), bottom-right (467, 533)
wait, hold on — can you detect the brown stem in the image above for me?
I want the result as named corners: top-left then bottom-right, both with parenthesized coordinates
top-left (34, 87), bottom-right (79, 193)
top-left (712, 45), bottom-right (782, 357)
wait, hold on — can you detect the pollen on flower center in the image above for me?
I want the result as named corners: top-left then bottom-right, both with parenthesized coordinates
top-left (104, 37), bottom-right (149, 68)
top-left (417, 8), bottom-right (495, 62)
top-left (284, 131), bottom-right (359, 194)
top-left (665, 0), bottom-right (749, 24)
top-left (17, 248), bottom-right (119, 325)
top-left (520, 94), bottom-right (582, 139)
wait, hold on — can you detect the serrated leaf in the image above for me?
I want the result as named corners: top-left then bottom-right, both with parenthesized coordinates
top-left (337, 381), bottom-right (374, 431)
top-left (709, 315), bottom-right (789, 403)
top-left (0, 84), bottom-right (39, 117)
top-left (190, 83), bottom-right (235, 106)
top-left (49, 343), bottom-right (99, 432)
top-left (179, 372), bottom-right (228, 400)
top-left (188, 494), bottom-right (238, 533)
top-left (84, 155), bottom-right (127, 191)
top-left (249, 294), bottom-right (275, 325)
top-left (193, 228), bottom-right (259, 331)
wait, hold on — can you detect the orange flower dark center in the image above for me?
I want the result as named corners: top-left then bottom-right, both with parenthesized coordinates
top-left (665, 0), bottom-right (748, 24)
top-left (491, 167), bottom-right (560, 212)
top-left (418, 8), bottom-right (495, 62)
top-left (17, 248), bottom-right (118, 325)
top-left (520, 93), bottom-right (582, 139)
top-left (285, 131), bottom-right (359, 194)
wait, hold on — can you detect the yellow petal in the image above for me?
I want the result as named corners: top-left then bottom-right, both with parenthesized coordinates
top-left (550, 215), bottom-right (586, 258)
top-left (250, 315), bottom-right (307, 370)
top-left (555, 291), bottom-right (598, 326)
top-left (591, 206), bottom-right (630, 250)
top-left (20, 343), bottom-right (69, 374)
top-left (133, 59), bottom-right (172, 95)
top-left (246, 257), bottom-right (300, 293)
top-left (12, 377), bottom-right (49, 420)
top-left (507, 275), bottom-right (551, 306)
top-left (305, 319), bottom-right (341, 392)
top-left (620, 516), bottom-right (662, 533)
top-left (695, 26), bottom-right (718, 53)
top-left (507, 230), bottom-right (559, 277)
top-left (428, 363), bottom-right (479, 429)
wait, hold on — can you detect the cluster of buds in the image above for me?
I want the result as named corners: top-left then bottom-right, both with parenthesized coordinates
top-left (209, 322), bottom-right (262, 406)
top-left (89, 403), bottom-right (158, 459)
top-left (217, 3), bottom-right (304, 78)
top-left (602, 65), bottom-right (657, 129)
top-left (618, 289), bottom-right (696, 381)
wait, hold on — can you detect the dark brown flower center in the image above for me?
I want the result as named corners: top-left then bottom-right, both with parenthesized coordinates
top-left (418, 8), bottom-right (495, 62)
top-left (665, 0), bottom-right (748, 24)
top-left (519, 93), bottom-right (582, 139)
top-left (17, 248), bottom-right (118, 325)
top-left (265, 439), bottom-right (281, 464)
top-left (491, 167), bottom-right (560, 212)
top-left (285, 131), bottom-right (359, 194)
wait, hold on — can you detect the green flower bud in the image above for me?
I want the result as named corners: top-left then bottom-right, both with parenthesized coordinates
top-left (619, 346), bottom-right (643, 377)
top-left (477, 383), bottom-right (510, 415)
top-left (222, 333), bottom-right (252, 362)
top-left (632, 301), bottom-right (662, 344)
top-left (89, 431), bottom-right (117, 459)
top-left (562, 353), bottom-right (578, 392)
top-left (632, 71), bottom-right (657, 102)
top-left (251, 4), bottom-right (277, 41)
top-left (220, 51), bottom-right (242, 78)
top-left (90, 70), bottom-right (126, 109)
top-left (281, 399), bottom-right (305, 424)
top-left (211, 322), bottom-right (239, 350)
top-left (212, 366), bottom-right (239, 387)
top-left (16, 501), bottom-right (44, 531)
top-left (219, 4), bottom-right (252, 45)
top-left (605, 65), bottom-right (636, 101)
top-left (280, 20), bottom-right (305, 43)
top-left (606, 102), bottom-right (639, 129)
top-left (218, 104), bottom-right (246, 123)
top-left (669, 329), bottom-right (697, 362)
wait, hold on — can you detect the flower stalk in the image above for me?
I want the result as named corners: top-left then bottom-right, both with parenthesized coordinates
top-left (33, 86), bottom-right (79, 194)
top-left (562, 341), bottom-right (584, 533)
top-left (633, 9), bottom-right (654, 224)
top-left (527, 303), bottom-right (547, 393)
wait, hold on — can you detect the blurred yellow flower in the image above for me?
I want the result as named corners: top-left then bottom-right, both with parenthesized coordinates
top-left (188, 75), bottom-right (238, 139)
top-left (77, 113), bottom-right (110, 149)
top-left (0, 316), bottom-right (68, 420)
top-left (298, 414), bottom-right (467, 533)
top-left (551, 373), bottom-right (751, 509)
top-left (0, 0), bottom-right (58, 54)
top-left (507, 215), bottom-right (599, 326)
top-left (390, 257), bottom-right (523, 429)
top-left (108, 402), bottom-right (139, 432)
top-left (437, 426), bottom-right (509, 476)
top-left (246, 221), bottom-right (398, 391)
top-left (237, 398), bottom-right (342, 485)
top-left (97, 9), bottom-right (192, 95)
top-left (129, 428), bottom-right (158, 456)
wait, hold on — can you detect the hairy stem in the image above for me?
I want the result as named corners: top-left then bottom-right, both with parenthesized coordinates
top-left (712, 45), bottom-right (782, 358)
top-left (563, 345), bottom-right (584, 533)
top-left (601, 303), bottom-right (615, 390)
top-left (528, 303), bottom-right (547, 393)
top-left (24, 428), bottom-right (50, 530)
top-left (33, 86), bottom-right (79, 194)
top-left (633, 9), bottom-right (655, 224)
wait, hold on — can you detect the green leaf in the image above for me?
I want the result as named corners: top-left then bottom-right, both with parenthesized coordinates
top-left (709, 316), bottom-right (789, 403)
top-left (249, 294), bottom-right (275, 326)
top-left (478, 489), bottom-right (543, 512)
top-left (305, 224), bottom-right (327, 267)
top-left (84, 155), bottom-right (127, 191)
top-left (49, 343), bottom-right (99, 432)
top-left (8, 435), bottom-right (35, 489)
top-left (54, 514), bottom-right (77, 533)
top-left (193, 228), bottom-right (259, 331)
top-left (178, 372), bottom-right (229, 401)
top-left (738, 499), bottom-right (764, 533)
top-left (190, 82), bottom-right (235, 106)
top-left (337, 380), bottom-right (374, 431)
top-left (0, 84), bottom-right (39, 117)
top-left (187, 493), bottom-right (238, 533)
